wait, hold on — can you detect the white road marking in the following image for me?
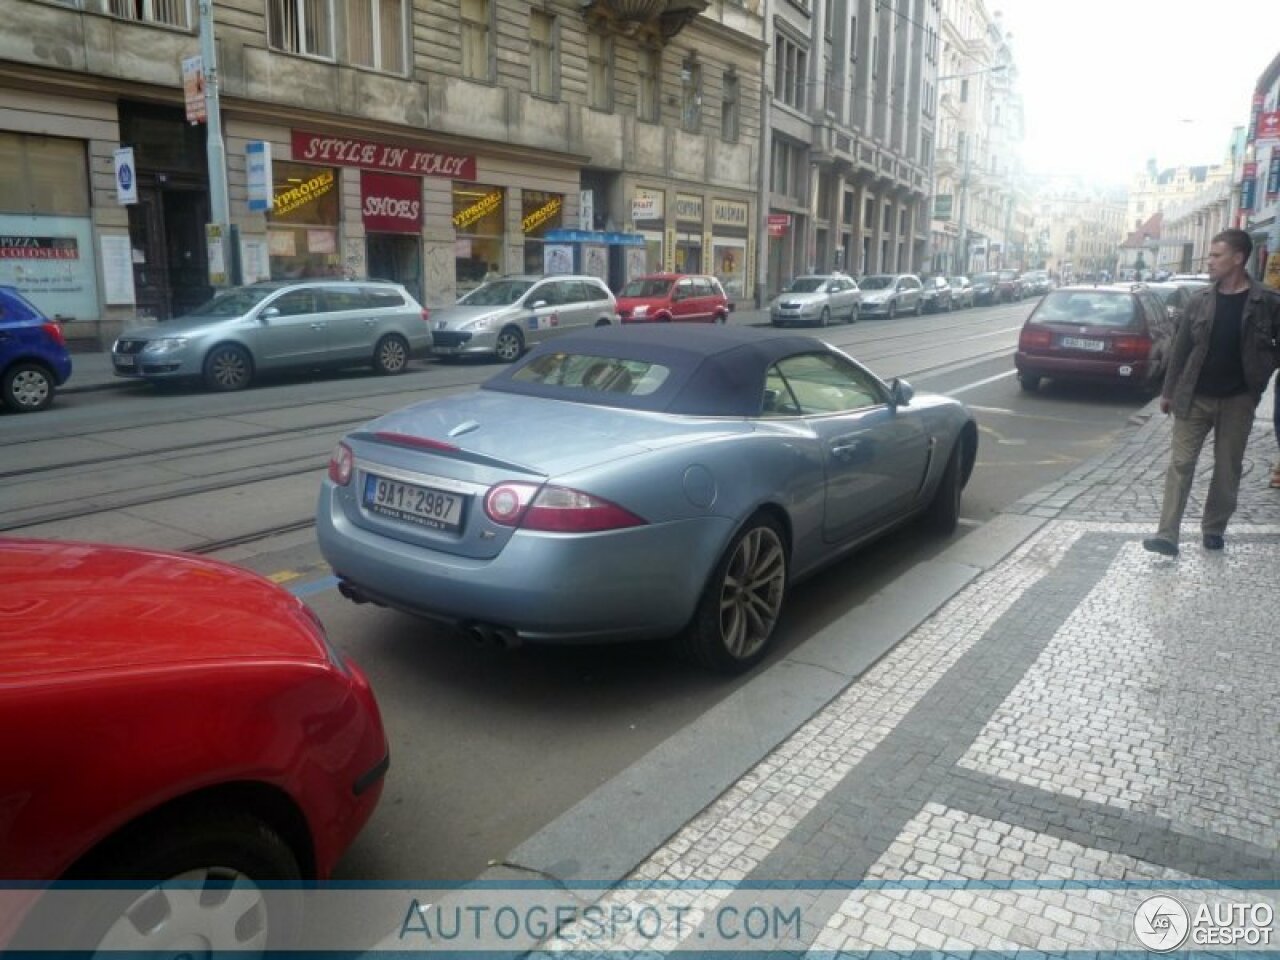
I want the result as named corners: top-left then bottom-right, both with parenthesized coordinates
top-left (944, 369), bottom-right (1017, 396)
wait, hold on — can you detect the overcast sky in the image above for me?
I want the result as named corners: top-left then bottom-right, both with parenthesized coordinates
top-left (992, 0), bottom-right (1276, 184)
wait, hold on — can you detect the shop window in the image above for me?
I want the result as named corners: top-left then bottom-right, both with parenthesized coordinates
top-left (0, 133), bottom-right (90, 217)
top-left (0, 133), bottom-right (97, 325)
top-left (721, 69), bottom-right (739, 142)
top-left (638, 49), bottom-right (661, 123)
top-left (587, 32), bottom-right (612, 111)
top-left (461, 0), bottom-right (491, 81)
top-left (267, 160), bottom-right (341, 279)
top-left (530, 10), bottom-right (558, 99)
top-left (681, 57), bottom-right (701, 133)
top-left (453, 182), bottom-right (505, 289)
top-left (347, 0), bottom-right (406, 74)
top-left (268, 0), bottom-right (335, 59)
top-left (521, 190), bottom-right (564, 275)
top-left (104, 0), bottom-right (190, 28)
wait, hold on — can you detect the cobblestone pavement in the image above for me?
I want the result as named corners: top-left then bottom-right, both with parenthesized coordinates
top-left (534, 409), bottom-right (1280, 956)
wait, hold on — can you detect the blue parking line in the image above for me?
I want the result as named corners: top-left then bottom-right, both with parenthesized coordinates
top-left (289, 574), bottom-right (339, 598)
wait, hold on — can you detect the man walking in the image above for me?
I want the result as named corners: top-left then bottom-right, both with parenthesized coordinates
top-left (1143, 229), bottom-right (1280, 556)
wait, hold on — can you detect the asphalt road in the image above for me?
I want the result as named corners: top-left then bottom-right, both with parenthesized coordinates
top-left (0, 299), bottom-right (1151, 888)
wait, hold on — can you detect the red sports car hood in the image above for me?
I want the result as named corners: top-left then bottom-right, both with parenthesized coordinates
top-left (0, 539), bottom-right (328, 682)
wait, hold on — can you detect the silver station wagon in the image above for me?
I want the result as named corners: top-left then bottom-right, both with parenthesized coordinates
top-left (430, 275), bottom-right (617, 362)
top-left (112, 280), bottom-right (431, 391)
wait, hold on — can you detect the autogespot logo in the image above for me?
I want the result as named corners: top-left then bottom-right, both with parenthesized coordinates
top-left (1134, 895), bottom-right (1190, 952)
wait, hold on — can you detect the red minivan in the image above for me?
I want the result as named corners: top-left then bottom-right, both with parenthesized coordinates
top-left (615, 273), bottom-right (733, 324)
top-left (1015, 284), bottom-right (1165, 392)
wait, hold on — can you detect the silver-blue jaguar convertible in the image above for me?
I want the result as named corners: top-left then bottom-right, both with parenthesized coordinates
top-left (316, 326), bottom-right (977, 673)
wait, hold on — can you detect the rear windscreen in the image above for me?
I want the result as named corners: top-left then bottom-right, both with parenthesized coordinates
top-left (1031, 292), bottom-right (1135, 328)
top-left (510, 351), bottom-right (671, 397)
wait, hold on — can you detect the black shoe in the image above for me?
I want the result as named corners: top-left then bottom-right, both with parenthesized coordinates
top-left (1202, 534), bottom-right (1225, 550)
top-left (1142, 537), bottom-right (1179, 557)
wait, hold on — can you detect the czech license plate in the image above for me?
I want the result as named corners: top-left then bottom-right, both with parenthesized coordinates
top-left (114, 354), bottom-right (136, 369)
top-left (363, 474), bottom-right (465, 531)
top-left (1060, 336), bottom-right (1105, 352)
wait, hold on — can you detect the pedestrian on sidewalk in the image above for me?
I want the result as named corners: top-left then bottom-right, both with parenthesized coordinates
top-left (1143, 229), bottom-right (1280, 556)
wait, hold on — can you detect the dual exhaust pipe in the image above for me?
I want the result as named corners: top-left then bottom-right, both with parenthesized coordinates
top-left (337, 581), bottom-right (521, 650)
top-left (465, 622), bottom-right (522, 650)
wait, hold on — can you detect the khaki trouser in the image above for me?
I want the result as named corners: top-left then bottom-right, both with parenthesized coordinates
top-left (1156, 392), bottom-right (1257, 543)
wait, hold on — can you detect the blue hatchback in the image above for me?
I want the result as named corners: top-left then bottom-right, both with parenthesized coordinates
top-left (0, 286), bottom-right (73, 412)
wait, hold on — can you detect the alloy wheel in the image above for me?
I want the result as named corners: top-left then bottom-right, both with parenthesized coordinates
top-left (95, 869), bottom-right (270, 953)
top-left (495, 330), bottom-right (523, 363)
top-left (376, 336), bottom-right (408, 374)
top-left (718, 526), bottom-right (786, 661)
top-left (207, 348), bottom-right (251, 390)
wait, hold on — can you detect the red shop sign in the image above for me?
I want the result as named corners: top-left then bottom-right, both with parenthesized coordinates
top-left (362, 171), bottom-right (423, 234)
top-left (293, 129), bottom-right (476, 180)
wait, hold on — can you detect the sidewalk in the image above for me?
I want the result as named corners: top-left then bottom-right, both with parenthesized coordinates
top-left (383, 401), bottom-right (1280, 956)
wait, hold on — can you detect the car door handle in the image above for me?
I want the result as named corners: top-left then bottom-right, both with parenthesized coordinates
top-left (310, 322), bottom-right (327, 330)
top-left (363, 317), bottom-right (378, 325)
top-left (829, 438), bottom-right (862, 460)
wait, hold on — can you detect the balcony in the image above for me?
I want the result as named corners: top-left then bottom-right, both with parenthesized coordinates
top-left (581, 0), bottom-right (711, 46)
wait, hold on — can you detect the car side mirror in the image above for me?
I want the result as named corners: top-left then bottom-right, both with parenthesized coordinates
top-left (531, 300), bottom-right (548, 309)
top-left (259, 306), bottom-right (280, 321)
top-left (891, 378), bottom-right (914, 407)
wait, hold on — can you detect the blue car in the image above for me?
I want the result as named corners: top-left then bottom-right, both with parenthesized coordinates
top-left (0, 286), bottom-right (72, 412)
top-left (317, 326), bottom-right (977, 673)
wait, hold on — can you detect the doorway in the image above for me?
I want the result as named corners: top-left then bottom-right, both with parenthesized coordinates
top-left (367, 233), bottom-right (423, 304)
top-left (128, 185), bottom-right (212, 322)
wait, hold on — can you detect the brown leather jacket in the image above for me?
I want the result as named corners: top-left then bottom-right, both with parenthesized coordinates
top-left (1160, 278), bottom-right (1280, 418)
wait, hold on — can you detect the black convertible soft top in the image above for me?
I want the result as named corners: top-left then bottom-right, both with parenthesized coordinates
top-left (482, 325), bottom-right (834, 416)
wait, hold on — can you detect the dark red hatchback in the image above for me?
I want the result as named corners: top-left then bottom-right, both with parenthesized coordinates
top-left (1015, 284), bottom-right (1166, 393)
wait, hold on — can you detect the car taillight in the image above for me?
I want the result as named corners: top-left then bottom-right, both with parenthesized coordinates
top-left (1019, 326), bottom-right (1053, 350)
top-left (484, 482), bottom-right (646, 532)
top-left (41, 321), bottom-right (65, 347)
top-left (421, 307), bottom-right (430, 324)
top-left (1113, 335), bottom-right (1152, 359)
top-left (329, 442), bottom-right (354, 486)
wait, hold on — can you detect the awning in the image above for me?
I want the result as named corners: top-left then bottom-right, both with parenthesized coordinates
top-left (544, 229), bottom-right (646, 246)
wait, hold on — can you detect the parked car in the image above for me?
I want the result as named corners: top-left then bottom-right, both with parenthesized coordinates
top-left (948, 276), bottom-right (975, 309)
top-left (856, 274), bottom-right (923, 318)
top-left (770, 274), bottom-right (861, 326)
top-left (1145, 281), bottom-right (1201, 327)
top-left (919, 275), bottom-right (954, 313)
top-left (1021, 270), bottom-right (1052, 296)
top-left (1014, 284), bottom-right (1166, 393)
top-left (0, 538), bottom-right (388, 952)
top-left (1142, 280), bottom-right (1210, 384)
top-left (971, 272), bottom-right (999, 305)
top-left (994, 269), bottom-right (1024, 302)
top-left (616, 274), bottom-right (733, 325)
top-left (1169, 273), bottom-right (1211, 283)
top-left (317, 325), bottom-right (977, 674)
top-left (0, 285), bottom-right (73, 413)
top-left (431, 274), bottom-right (616, 363)
top-left (112, 280), bottom-right (430, 391)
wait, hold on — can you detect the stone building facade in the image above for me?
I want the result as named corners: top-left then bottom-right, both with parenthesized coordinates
top-left (927, 0), bottom-right (1025, 276)
top-left (759, 0), bottom-right (938, 295)
top-left (0, 0), bottom-right (763, 347)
